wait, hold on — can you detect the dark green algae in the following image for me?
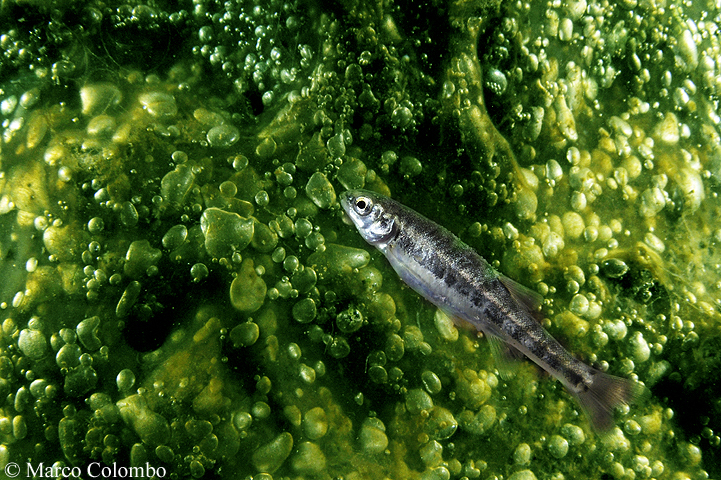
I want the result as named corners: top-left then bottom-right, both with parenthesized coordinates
top-left (0, 0), bottom-right (719, 478)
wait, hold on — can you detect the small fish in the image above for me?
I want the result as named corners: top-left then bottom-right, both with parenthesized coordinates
top-left (340, 189), bottom-right (638, 431)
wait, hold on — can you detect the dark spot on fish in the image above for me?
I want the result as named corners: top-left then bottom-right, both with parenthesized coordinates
top-left (470, 293), bottom-right (484, 307)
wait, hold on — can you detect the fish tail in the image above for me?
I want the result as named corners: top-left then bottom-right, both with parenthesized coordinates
top-left (575, 369), bottom-right (641, 432)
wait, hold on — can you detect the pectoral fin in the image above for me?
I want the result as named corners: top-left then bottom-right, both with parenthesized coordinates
top-left (480, 327), bottom-right (523, 380)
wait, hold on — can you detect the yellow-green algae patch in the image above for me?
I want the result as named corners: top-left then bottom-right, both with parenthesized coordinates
top-left (0, 0), bottom-right (718, 478)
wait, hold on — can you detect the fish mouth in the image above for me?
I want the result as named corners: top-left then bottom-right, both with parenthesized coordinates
top-left (340, 208), bottom-right (354, 225)
top-left (339, 191), bottom-right (354, 225)
top-left (339, 190), bottom-right (354, 207)
top-left (339, 191), bottom-right (355, 214)
top-left (340, 213), bottom-right (353, 225)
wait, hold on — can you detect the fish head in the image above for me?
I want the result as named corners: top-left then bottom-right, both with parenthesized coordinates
top-left (340, 189), bottom-right (398, 248)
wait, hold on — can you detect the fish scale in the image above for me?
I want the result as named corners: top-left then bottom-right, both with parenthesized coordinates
top-left (341, 188), bottom-right (639, 431)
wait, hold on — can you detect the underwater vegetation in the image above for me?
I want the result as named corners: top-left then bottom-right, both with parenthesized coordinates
top-left (0, 0), bottom-right (719, 478)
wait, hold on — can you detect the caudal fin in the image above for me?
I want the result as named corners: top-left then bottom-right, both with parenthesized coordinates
top-left (575, 369), bottom-right (641, 431)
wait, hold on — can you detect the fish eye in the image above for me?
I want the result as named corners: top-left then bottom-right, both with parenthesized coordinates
top-left (354, 197), bottom-right (372, 214)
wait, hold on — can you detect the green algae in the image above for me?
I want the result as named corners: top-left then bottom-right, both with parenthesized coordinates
top-left (0, 0), bottom-right (719, 478)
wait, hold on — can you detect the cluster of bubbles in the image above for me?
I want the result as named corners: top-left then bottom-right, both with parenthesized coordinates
top-left (190, 0), bottom-right (314, 109)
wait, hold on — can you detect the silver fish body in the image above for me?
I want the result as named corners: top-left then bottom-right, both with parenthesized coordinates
top-left (340, 189), bottom-right (636, 431)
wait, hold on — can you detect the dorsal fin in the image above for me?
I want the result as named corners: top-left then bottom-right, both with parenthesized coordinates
top-left (498, 274), bottom-right (544, 315)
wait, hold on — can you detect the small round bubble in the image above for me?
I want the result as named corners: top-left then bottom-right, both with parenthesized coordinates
top-left (284, 186), bottom-right (297, 199)
top-left (198, 25), bottom-right (214, 43)
top-left (234, 411), bottom-right (252, 430)
top-left (191, 263), bottom-right (209, 282)
top-left (421, 370), bottom-right (442, 394)
top-left (391, 106), bottom-right (413, 128)
top-left (25, 257), bottom-right (38, 273)
top-left (116, 369), bottom-right (136, 391)
top-left (255, 190), bottom-right (270, 206)
top-left (293, 298), bottom-right (317, 323)
top-left (231, 322), bottom-right (259, 347)
top-left (252, 401), bottom-right (271, 419)
top-left (232, 155), bottom-right (248, 171)
top-left (207, 125), bottom-right (240, 148)
top-left (400, 156), bottom-right (422, 177)
top-left (287, 343), bottom-right (302, 360)
top-left (283, 255), bottom-right (299, 272)
top-left (276, 171), bottom-right (293, 186)
top-left (336, 307), bottom-right (363, 333)
top-left (381, 150), bottom-right (398, 166)
top-left (87, 217), bottom-right (105, 234)
top-left (271, 247), bottom-right (286, 263)
top-left (295, 218), bottom-right (312, 238)
top-left (58, 167), bottom-right (72, 182)
top-left (219, 181), bottom-right (237, 197)
top-left (162, 224), bottom-right (188, 250)
top-left (171, 150), bottom-right (188, 164)
top-left (305, 232), bottom-right (325, 251)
